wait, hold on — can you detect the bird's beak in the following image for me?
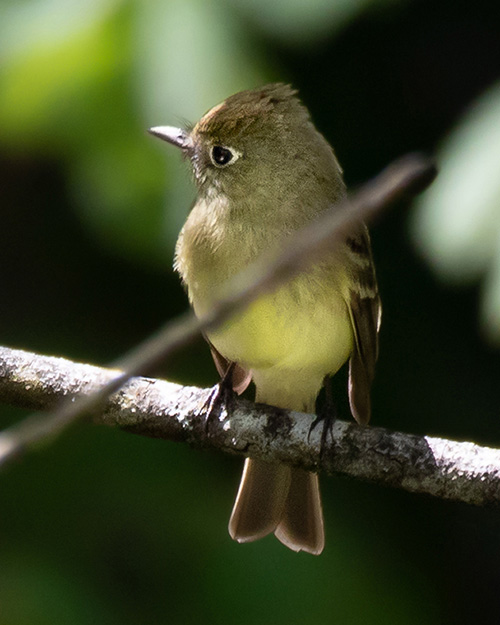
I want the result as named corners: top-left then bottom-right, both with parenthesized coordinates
top-left (148, 126), bottom-right (193, 152)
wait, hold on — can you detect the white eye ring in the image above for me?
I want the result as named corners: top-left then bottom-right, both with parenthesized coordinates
top-left (210, 145), bottom-right (241, 168)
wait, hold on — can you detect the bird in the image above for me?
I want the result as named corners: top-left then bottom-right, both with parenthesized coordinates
top-left (149, 83), bottom-right (381, 555)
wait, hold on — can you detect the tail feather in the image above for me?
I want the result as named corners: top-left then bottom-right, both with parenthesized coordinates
top-left (229, 380), bottom-right (325, 554)
top-left (274, 469), bottom-right (324, 555)
top-left (229, 459), bottom-right (324, 554)
top-left (229, 458), bottom-right (291, 542)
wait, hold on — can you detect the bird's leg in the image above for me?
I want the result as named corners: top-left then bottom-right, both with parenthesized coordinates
top-left (203, 363), bottom-right (237, 436)
top-left (309, 377), bottom-right (337, 460)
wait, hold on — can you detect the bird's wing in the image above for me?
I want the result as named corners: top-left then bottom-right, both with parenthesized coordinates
top-left (345, 227), bottom-right (382, 425)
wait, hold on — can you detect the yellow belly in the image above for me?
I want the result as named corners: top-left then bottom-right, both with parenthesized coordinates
top-left (176, 199), bottom-right (354, 385)
top-left (201, 276), bottom-right (353, 378)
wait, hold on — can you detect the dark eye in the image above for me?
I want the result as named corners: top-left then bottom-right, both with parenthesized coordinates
top-left (211, 145), bottom-right (234, 167)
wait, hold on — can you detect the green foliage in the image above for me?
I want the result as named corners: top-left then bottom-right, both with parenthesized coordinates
top-left (0, 0), bottom-right (270, 263)
top-left (230, 0), bottom-right (393, 44)
top-left (412, 81), bottom-right (500, 343)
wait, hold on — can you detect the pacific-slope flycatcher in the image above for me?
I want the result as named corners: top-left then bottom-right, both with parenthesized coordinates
top-left (150, 84), bottom-right (381, 555)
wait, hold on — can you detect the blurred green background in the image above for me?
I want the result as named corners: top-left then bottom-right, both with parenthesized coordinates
top-left (1, 0), bottom-right (500, 623)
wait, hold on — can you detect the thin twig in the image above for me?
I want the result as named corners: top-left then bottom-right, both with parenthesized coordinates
top-left (0, 154), bottom-right (437, 467)
top-left (1, 345), bottom-right (499, 507)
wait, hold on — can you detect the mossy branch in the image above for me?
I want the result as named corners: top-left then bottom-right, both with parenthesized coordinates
top-left (1, 345), bottom-right (500, 507)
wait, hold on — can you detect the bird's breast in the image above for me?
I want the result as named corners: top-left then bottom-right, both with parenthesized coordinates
top-left (175, 196), bottom-right (270, 311)
top-left (175, 194), bottom-right (354, 375)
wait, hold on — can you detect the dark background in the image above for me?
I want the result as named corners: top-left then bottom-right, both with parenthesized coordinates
top-left (1, 1), bottom-right (500, 623)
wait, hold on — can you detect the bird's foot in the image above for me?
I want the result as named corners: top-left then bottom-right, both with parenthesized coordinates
top-left (202, 364), bottom-right (237, 437)
top-left (308, 378), bottom-right (337, 461)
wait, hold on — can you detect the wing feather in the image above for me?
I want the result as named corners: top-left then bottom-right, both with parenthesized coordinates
top-left (345, 227), bottom-right (381, 425)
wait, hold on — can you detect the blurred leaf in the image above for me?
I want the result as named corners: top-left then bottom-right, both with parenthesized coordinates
top-left (483, 231), bottom-right (500, 340)
top-left (411, 81), bottom-right (500, 343)
top-left (0, 0), bottom-right (126, 150)
top-left (228, 0), bottom-right (399, 45)
top-left (134, 0), bottom-right (270, 121)
top-left (0, 0), bottom-right (120, 63)
top-left (0, 1), bottom-right (172, 264)
top-left (0, 0), bottom-right (274, 265)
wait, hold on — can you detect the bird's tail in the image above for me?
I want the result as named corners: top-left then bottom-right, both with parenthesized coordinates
top-left (228, 457), bottom-right (324, 555)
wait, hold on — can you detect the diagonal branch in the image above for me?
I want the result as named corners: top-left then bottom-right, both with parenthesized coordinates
top-left (1, 345), bottom-right (500, 507)
top-left (0, 154), bottom-right (437, 467)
